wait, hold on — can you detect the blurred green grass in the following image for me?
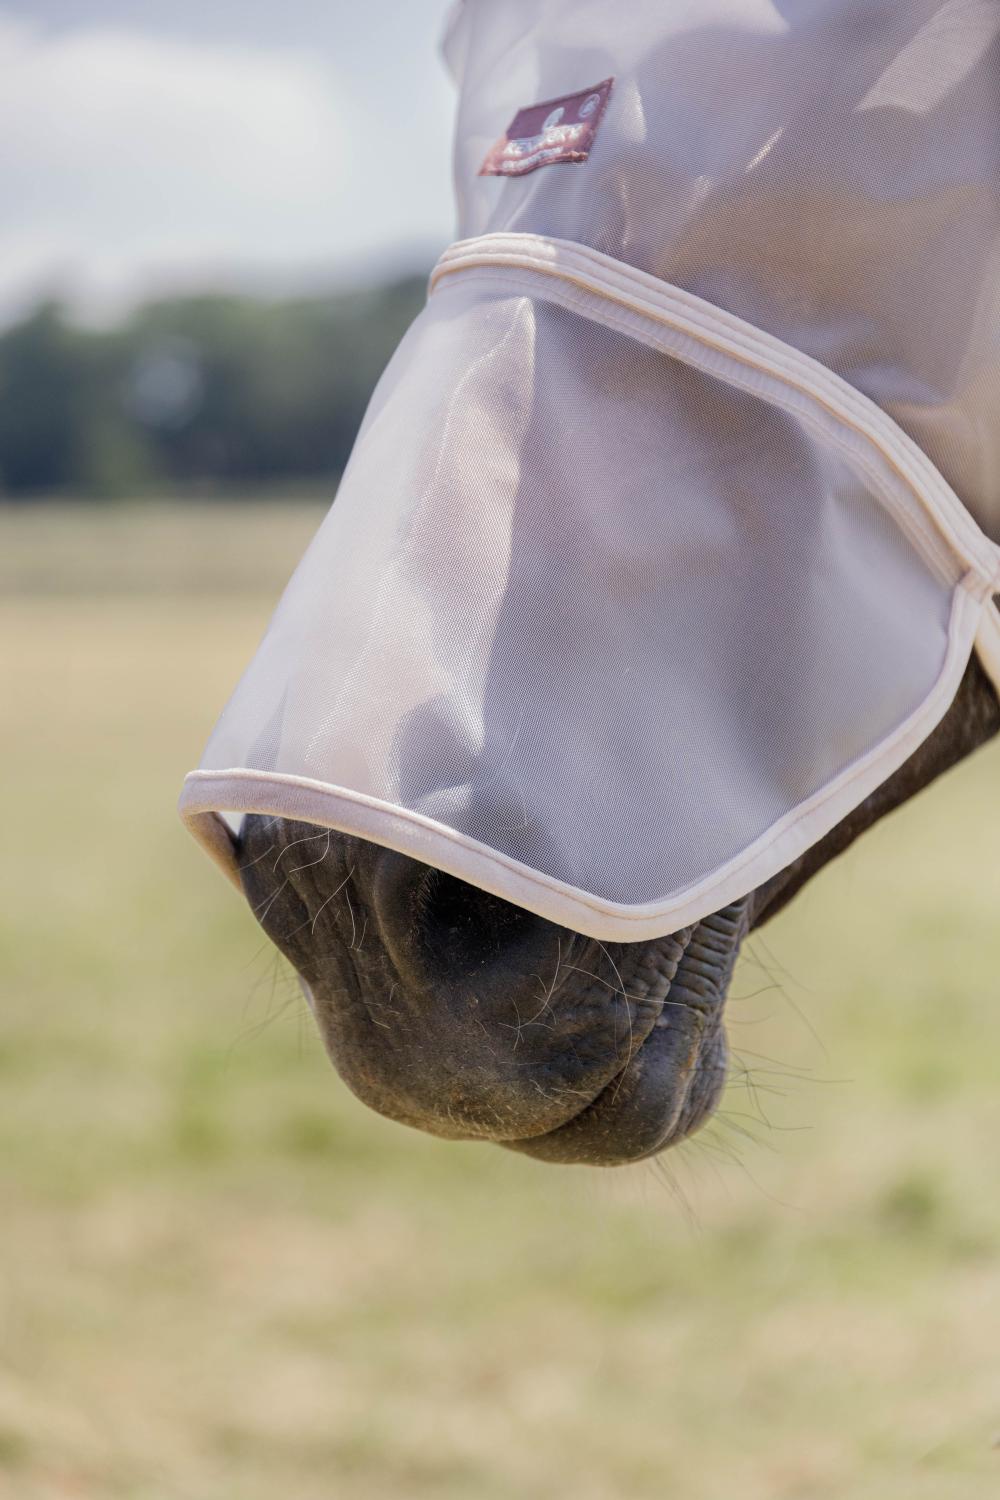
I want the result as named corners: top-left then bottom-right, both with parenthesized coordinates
top-left (2, 502), bottom-right (999, 1500)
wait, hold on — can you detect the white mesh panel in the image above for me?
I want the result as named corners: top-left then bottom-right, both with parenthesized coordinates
top-left (200, 279), bottom-right (959, 907)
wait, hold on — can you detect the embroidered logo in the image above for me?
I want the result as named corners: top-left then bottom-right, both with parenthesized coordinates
top-left (479, 77), bottom-right (614, 178)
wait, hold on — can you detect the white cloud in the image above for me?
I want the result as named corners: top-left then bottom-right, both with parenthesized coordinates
top-left (0, 12), bottom-right (453, 320)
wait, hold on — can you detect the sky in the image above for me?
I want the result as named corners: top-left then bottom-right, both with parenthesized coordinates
top-left (0, 1), bottom-right (459, 323)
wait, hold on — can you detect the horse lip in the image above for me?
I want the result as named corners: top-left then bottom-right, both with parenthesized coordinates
top-left (306, 907), bottom-right (740, 1158)
top-left (500, 999), bottom-right (726, 1165)
top-left (496, 907), bottom-right (747, 1164)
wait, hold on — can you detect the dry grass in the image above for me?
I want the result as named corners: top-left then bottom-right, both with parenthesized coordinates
top-left (2, 503), bottom-right (999, 1500)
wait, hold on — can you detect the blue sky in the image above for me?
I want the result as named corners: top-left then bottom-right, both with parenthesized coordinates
top-left (0, 1), bottom-right (458, 321)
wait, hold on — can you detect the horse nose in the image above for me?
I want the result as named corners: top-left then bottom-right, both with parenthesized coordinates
top-left (237, 816), bottom-right (632, 1142)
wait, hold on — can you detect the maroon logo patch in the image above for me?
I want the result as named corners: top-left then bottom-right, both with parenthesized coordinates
top-left (479, 77), bottom-right (614, 178)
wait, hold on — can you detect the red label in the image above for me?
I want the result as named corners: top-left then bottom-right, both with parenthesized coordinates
top-left (479, 77), bottom-right (614, 178)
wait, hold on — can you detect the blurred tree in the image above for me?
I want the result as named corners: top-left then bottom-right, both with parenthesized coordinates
top-left (0, 274), bottom-right (427, 499)
top-left (0, 302), bottom-right (87, 494)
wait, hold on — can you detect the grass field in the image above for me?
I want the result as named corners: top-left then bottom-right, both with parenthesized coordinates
top-left (3, 503), bottom-right (1000, 1500)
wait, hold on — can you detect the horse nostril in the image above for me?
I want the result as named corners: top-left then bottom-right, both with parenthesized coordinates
top-left (369, 845), bottom-right (551, 990)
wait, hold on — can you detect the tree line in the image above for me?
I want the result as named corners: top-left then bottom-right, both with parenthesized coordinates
top-left (0, 274), bottom-right (427, 499)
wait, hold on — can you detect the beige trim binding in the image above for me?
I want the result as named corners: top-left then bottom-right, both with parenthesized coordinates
top-left (180, 583), bottom-right (985, 940)
top-left (431, 234), bottom-right (1000, 588)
